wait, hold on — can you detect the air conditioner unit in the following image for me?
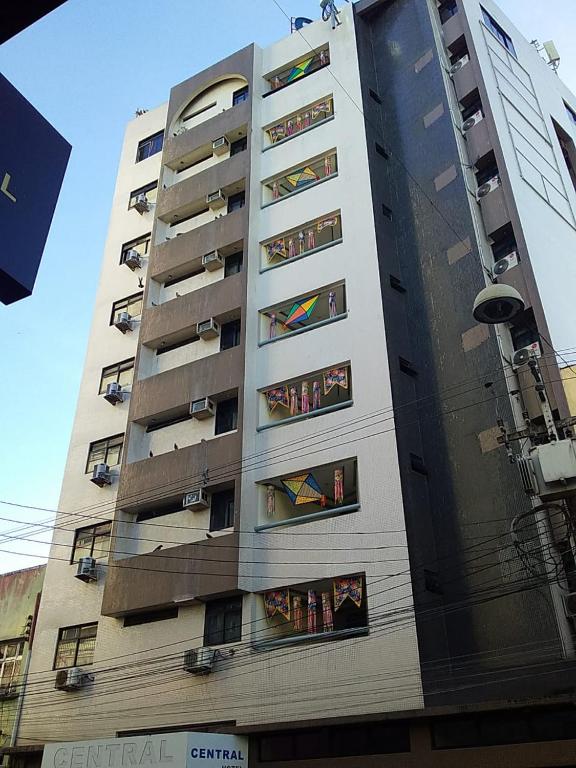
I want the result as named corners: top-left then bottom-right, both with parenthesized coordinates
top-left (0, 685), bottom-right (17, 700)
top-left (55, 667), bottom-right (85, 691)
top-left (202, 250), bottom-right (224, 272)
top-left (197, 319), bottom-right (220, 340)
top-left (493, 250), bottom-right (519, 276)
top-left (563, 592), bottom-right (576, 618)
top-left (121, 249), bottom-right (142, 271)
top-left (190, 397), bottom-right (215, 420)
top-left (476, 175), bottom-right (501, 199)
top-left (114, 311), bottom-right (133, 333)
top-left (206, 189), bottom-right (227, 209)
top-left (183, 647), bottom-right (216, 675)
top-left (103, 382), bottom-right (124, 405)
top-left (212, 137), bottom-right (230, 156)
top-left (183, 488), bottom-right (211, 510)
top-left (462, 109), bottom-right (484, 132)
top-left (90, 463), bottom-right (111, 487)
top-left (133, 194), bottom-right (150, 215)
top-left (75, 556), bottom-right (97, 583)
top-left (450, 55), bottom-right (470, 74)
top-left (512, 341), bottom-right (541, 369)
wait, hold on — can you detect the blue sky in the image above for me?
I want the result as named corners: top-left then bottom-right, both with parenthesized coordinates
top-left (0, 0), bottom-right (575, 574)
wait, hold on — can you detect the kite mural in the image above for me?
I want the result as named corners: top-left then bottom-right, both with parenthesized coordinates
top-left (317, 215), bottom-right (339, 232)
top-left (286, 166), bottom-right (319, 188)
top-left (265, 238), bottom-right (287, 261)
top-left (333, 576), bottom-right (363, 611)
top-left (281, 473), bottom-right (323, 505)
top-left (266, 386), bottom-right (289, 412)
top-left (286, 57), bottom-right (314, 83)
top-left (264, 589), bottom-right (290, 620)
top-left (285, 295), bottom-right (319, 326)
top-left (323, 367), bottom-right (349, 395)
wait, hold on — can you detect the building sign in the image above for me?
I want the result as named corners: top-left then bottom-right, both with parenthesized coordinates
top-left (41, 732), bottom-right (249, 768)
top-left (0, 73), bottom-right (71, 305)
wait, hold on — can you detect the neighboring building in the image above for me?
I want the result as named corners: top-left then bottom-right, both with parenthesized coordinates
top-left (561, 366), bottom-right (576, 416)
top-left (15, 0), bottom-right (576, 765)
top-left (0, 566), bottom-right (44, 764)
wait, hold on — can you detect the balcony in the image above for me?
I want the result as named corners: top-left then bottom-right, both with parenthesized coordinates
top-left (262, 151), bottom-right (337, 207)
top-left (443, 10), bottom-right (464, 50)
top-left (253, 573), bottom-right (368, 650)
top-left (263, 96), bottom-right (334, 150)
top-left (264, 47), bottom-right (329, 95)
top-left (259, 282), bottom-right (346, 346)
top-left (464, 113), bottom-right (492, 165)
top-left (453, 57), bottom-right (477, 101)
top-left (477, 179), bottom-right (511, 236)
top-left (258, 363), bottom-right (352, 431)
top-left (255, 457), bottom-right (359, 532)
top-left (101, 532), bottom-right (240, 617)
top-left (260, 210), bottom-right (342, 272)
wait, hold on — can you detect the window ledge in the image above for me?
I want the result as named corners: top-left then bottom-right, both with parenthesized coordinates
top-left (258, 312), bottom-right (347, 347)
top-left (262, 115), bottom-right (334, 152)
top-left (261, 172), bottom-right (338, 209)
top-left (256, 399), bottom-right (353, 432)
top-left (260, 238), bottom-right (343, 274)
top-left (252, 625), bottom-right (369, 652)
top-left (255, 503), bottom-right (360, 533)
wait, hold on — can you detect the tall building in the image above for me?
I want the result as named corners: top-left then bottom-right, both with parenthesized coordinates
top-left (12, 0), bottom-right (576, 765)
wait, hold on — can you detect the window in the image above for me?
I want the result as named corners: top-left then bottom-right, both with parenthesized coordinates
top-left (261, 283), bottom-right (346, 343)
top-left (481, 7), bottom-right (516, 56)
top-left (410, 453), bottom-right (428, 476)
top-left (369, 88), bottom-right (382, 104)
top-left (266, 49), bottom-right (329, 93)
top-left (553, 119), bottom-right (576, 192)
top-left (565, 102), bottom-right (576, 127)
top-left (124, 608), bottom-right (178, 627)
top-left (86, 434), bottom-right (124, 473)
top-left (210, 488), bottom-right (235, 531)
top-left (215, 397), bottom-right (238, 435)
top-left (120, 235), bottom-right (151, 266)
top-left (71, 522), bottom-right (112, 563)
top-left (261, 212), bottom-right (342, 269)
top-left (0, 641), bottom-right (23, 691)
top-left (399, 357), bottom-right (418, 377)
top-left (224, 251), bottom-right (243, 277)
top-left (110, 293), bottom-right (143, 324)
top-left (54, 623), bottom-right (97, 669)
top-left (145, 413), bottom-right (192, 432)
top-left (99, 358), bottom-right (135, 394)
top-left (264, 152), bottom-right (337, 204)
top-left (375, 142), bottom-right (389, 159)
top-left (136, 501), bottom-right (182, 523)
top-left (227, 191), bottom-right (245, 213)
top-left (438, 0), bottom-right (458, 23)
top-left (381, 203), bottom-right (393, 220)
top-left (265, 97), bottom-right (334, 146)
top-left (128, 182), bottom-right (158, 210)
top-left (230, 136), bottom-right (247, 156)
top-left (220, 319), bottom-right (241, 351)
top-left (232, 86), bottom-right (249, 106)
top-left (156, 334), bottom-right (200, 355)
top-left (136, 131), bottom-right (164, 162)
top-left (204, 597), bottom-right (242, 646)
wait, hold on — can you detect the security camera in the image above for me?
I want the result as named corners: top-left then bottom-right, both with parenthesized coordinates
top-left (472, 283), bottom-right (525, 324)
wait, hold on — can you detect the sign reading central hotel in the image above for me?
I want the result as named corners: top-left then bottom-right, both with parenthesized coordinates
top-left (41, 732), bottom-right (249, 768)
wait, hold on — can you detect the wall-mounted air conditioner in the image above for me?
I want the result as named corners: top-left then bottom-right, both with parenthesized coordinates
top-left (114, 311), bottom-right (133, 333)
top-left (450, 54), bottom-right (470, 74)
top-left (476, 175), bottom-right (501, 199)
top-left (121, 249), bottom-right (142, 271)
top-left (212, 137), bottom-right (230, 156)
top-left (492, 250), bottom-right (519, 276)
top-left (75, 556), bottom-right (97, 583)
top-left (90, 464), bottom-right (111, 487)
top-left (183, 488), bottom-right (211, 510)
top-left (206, 189), bottom-right (227, 209)
top-left (512, 341), bottom-right (541, 369)
top-left (190, 397), bottom-right (215, 420)
top-left (54, 667), bottom-right (85, 691)
top-left (183, 647), bottom-right (216, 675)
top-left (0, 685), bottom-right (17, 700)
top-left (133, 194), bottom-right (150, 215)
top-left (103, 382), bottom-right (124, 405)
top-left (197, 319), bottom-right (220, 340)
top-left (462, 109), bottom-right (484, 132)
top-left (202, 250), bottom-right (224, 272)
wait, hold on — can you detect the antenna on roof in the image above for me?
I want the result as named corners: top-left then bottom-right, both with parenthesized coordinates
top-left (530, 39), bottom-right (560, 73)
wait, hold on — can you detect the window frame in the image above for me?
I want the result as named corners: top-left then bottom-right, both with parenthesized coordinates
top-left (128, 182), bottom-right (158, 210)
top-left (265, 48), bottom-right (330, 95)
top-left (215, 397), bottom-right (239, 435)
top-left (120, 235), bottom-right (151, 266)
top-left (71, 522), bottom-right (112, 564)
top-left (220, 319), bottom-right (242, 351)
top-left (53, 623), bottom-right (98, 670)
top-left (481, 7), bottom-right (516, 56)
top-left (224, 251), bottom-right (243, 277)
top-left (136, 131), bottom-right (164, 163)
top-left (232, 86), bottom-right (249, 106)
top-left (209, 488), bottom-right (235, 531)
top-left (98, 358), bottom-right (135, 394)
top-left (227, 191), bottom-right (246, 213)
top-left (0, 640), bottom-right (24, 690)
top-left (85, 434), bottom-right (124, 473)
top-left (203, 597), bottom-right (242, 646)
top-left (110, 292), bottom-right (144, 325)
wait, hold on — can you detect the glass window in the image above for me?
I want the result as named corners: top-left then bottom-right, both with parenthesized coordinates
top-left (120, 235), bottom-right (150, 266)
top-left (0, 640), bottom-right (23, 690)
top-left (264, 153), bottom-right (337, 203)
top-left (204, 597), bottom-right (242, 645)
top-left (232, 86), bottom-right (249, 106)
top-left (215, 398), bottom-right (238, 435)
top-left (224, 251), bottom-right (243, 277)
top-left (565, 102), bottom-right (576, 127)
top-left (136, 131), bottom-right (164, 163)
top-left (71, 522), bottom-right (112, 563)
top-left (230, 136), bottom-right (247, 156)
top-left (110, 293), bottom-right (143, 324)
top-left (265, 97), bottom-right (333, 146)
top-left (220, 319), bottom-right (241, 351)
top-left (86, 434), bottom-right (124, 473)
top-left (227, 191), bottom-right (245, 213)
top-left (481, 7), bottom-right (516, 56)
top-left (210, 488), bottom-right (235, 531)
top-left (128, 182), bottom-right (158, 210)
top-left (99, 359), bottom-right (135, 394)
top-left (54, 623), bottom-right (97, 669)
top-left (438, 0), bottom-right (458, 23)
top-left (266, 49), bottom-right (329, 93)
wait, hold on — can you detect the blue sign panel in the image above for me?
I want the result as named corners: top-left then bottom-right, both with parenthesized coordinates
top-left (0, 74), bottom-right (71, 304)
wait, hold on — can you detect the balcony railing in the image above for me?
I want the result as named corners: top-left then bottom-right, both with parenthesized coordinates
top-left (258, 363), bottom-right (352, 431)
top-left (264, 96), bottom-right (334, 149)
top-left (262, 152), bottom-right (337, 207)
top-left (255, 457), bottom-right (359, 532)
top-left (261, 211), bottom-right (342, 271)
top-left (264, 48), bottom-right (329, 95)
top-left (253, 573), bottom-right (368, 649)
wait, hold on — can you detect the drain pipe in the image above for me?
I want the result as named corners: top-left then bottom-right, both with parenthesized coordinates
top-left (10, 592), bottom-right (41, 747)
